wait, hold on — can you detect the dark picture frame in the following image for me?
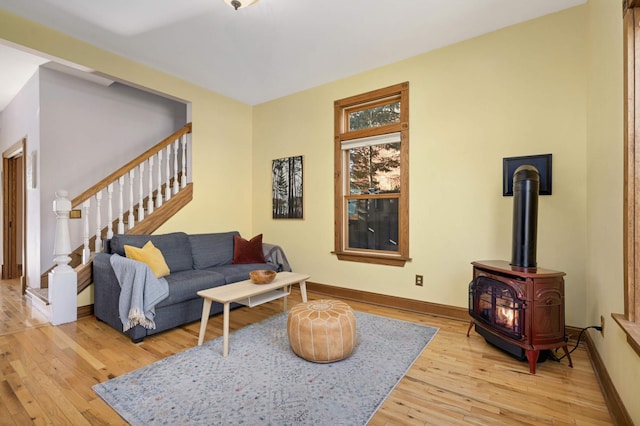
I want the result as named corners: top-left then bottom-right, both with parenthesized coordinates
top-left (272, 155), bottom-right (303, 219)
top-left (503, 154), bottom-right (552, 196)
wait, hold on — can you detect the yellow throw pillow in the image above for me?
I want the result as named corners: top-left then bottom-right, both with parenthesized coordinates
top-left (124, 241), bottom-right (170, 278)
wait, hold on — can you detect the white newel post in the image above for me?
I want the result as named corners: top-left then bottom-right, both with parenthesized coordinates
top-left (49, 190), bottom-right (78, 325)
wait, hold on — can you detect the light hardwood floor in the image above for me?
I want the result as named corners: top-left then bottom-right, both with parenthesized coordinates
top-left (0, 279), bottom-right (49, 336)
top-left (0, 278), bottom-right (612, 425)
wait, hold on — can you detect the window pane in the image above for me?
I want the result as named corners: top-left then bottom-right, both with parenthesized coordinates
top-left (349, 142), bottom-right (400, 194)
top-left (347, 198), bottom-right (399, 251)
top-left (348, 101), bottom-right (400, 131)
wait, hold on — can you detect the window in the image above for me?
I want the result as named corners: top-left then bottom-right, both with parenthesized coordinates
top-left (333, 82), bottom-right (410, 266)
top-left (615, 0), bottom-right (640, 356)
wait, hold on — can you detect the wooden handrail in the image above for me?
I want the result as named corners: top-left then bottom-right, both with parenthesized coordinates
top-left (71, 122), bottom-right (192, 208)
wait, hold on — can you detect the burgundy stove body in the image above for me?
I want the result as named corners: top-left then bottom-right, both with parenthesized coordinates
top-left (467, 165), bottom-right (572, 374)
top-left (467, 260), bottom-right (572, 374)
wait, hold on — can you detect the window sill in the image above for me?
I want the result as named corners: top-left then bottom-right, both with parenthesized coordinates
top-left (333, 251), bottom-right (410, 267)
top-left (612, 313), bottom-right (640, 357)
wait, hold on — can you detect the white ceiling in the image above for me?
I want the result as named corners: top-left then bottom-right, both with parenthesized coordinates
top-left (0, 0), bottom-right (586, 108)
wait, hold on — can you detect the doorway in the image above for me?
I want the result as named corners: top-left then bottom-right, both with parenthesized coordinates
top-left (3, 139), bottom-right (27, 293)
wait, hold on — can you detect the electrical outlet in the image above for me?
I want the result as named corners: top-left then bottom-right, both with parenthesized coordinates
top-left (415, 275), bottom-right (423, 286)
top-left (600, 315), bottom-right (605, 337)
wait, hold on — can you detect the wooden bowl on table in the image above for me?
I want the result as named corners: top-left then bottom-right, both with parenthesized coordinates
top-left (249, 270), bottom-right (277, 284)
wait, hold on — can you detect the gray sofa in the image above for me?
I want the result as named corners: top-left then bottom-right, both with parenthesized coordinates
top-left (93, 231), bottom-right (286, 343)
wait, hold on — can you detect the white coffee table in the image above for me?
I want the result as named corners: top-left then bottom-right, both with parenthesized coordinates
top-left (197, 271), bottom-right (310, 356)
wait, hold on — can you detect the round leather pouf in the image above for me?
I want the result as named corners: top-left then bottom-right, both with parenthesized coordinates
top-left (287, 299), bottom-right (356, 363)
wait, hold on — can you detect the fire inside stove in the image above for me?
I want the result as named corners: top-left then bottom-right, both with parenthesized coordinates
top-left (469, 276), bottom-right (524, 340)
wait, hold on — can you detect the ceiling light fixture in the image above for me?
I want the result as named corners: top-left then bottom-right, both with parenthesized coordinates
top-left (224, 0), bottom-right (259, 10)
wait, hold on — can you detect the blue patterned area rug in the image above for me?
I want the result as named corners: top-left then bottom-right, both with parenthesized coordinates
top-left (93, 310), bottom-right (438, 425)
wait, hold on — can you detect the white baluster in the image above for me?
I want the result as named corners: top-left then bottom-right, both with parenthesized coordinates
top-left (173, 139), bottom-right (179, 195)
top-left (147, 156), bottom-right (154, 215)
top-left (128, 169), bottom-right (135, 230)
top-left (52, 190), bottom-right (73, 270)
top-left (107, 183), bottom-right (114, 239)
top-left (94, 191), bottom-right (102, 254)
top-left (118, 177), bottom-right (125, 234)
top-left (82, 200), bottom-right (91, 264)
top-left (138, 163), bottom-right (145, 222)
top-left (156, 150), bottom-right (163, 208)
top-left (165, 145), bottom-right (172, 201)
top-left (180, 134), bottom-right (187, 189)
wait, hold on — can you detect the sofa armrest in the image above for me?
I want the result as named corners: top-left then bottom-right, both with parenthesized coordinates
top-left (262, 243), bottom-right (292, 272)
top-left (93, 252), bottom-right (147, 342)
top-left (93, 253), bottom-right (120, 321)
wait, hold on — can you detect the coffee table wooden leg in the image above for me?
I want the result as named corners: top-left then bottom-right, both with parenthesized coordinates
top-left (222, 302), bottom-right (230, 357)
top-left (198, 299), bottom-right (212, 346)
top-left (283, 285), bottom-right (289, 311)
top-left (300, 280), bottom-right (308, 302)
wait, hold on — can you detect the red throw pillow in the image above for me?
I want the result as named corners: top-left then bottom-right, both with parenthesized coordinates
top-left (232, 234), bottom-right (265, 264)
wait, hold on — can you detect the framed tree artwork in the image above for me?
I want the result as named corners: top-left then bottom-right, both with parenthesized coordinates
top-left (272, 155), bottom-right (303, 219)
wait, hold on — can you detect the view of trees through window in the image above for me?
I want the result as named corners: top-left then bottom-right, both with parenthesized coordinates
top-left (348, 101), bottom-right (400, 131)
top-left (349, 143), bottom-right (401, 195)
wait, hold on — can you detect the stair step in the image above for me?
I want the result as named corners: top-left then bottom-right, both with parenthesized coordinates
top-left (26, 287), bottom-right (49, 304)
top-left (26, 287), bottom-right (51, 319)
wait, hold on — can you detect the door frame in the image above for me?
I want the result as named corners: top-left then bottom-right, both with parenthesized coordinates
top-left (2, 139), bottom-right (27, 293)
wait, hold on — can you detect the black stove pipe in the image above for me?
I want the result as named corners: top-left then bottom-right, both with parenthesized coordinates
top-left (511, 165), bottom-right (540, 268)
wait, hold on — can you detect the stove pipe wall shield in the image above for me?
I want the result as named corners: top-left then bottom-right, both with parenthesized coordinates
top-left (511, 165), bottom-right (540, 268)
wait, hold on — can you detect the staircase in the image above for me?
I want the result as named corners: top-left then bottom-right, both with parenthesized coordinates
top-left (26, 123), bottom-right (193, 318)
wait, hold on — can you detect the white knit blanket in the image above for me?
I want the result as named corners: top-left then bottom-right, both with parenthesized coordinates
top-left (109, 254), bottom-right (169, 332)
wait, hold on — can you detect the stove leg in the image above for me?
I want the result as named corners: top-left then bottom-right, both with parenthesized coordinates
top-left (561, 345), bottom-right (574, 368)
top-left (466, 321), bottom-right (474, 337)
top-left (526, 349), bottom-right (540, 374)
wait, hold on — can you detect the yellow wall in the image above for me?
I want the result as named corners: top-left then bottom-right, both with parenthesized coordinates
top-left (253, 6), bottom-right (588, 326)
top-left (586, 0), bottom-right (640, 423)
top-left (0, 9), bottom-right (255, 238)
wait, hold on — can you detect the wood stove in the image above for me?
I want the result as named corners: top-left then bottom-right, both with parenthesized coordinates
top-left (467, 260), bottom-right (572, 374)
top-left (467, 165), bottom-right (573, 374)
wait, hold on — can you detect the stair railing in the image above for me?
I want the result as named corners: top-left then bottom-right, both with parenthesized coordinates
top-left (71, 122), bottom-right (192, 263)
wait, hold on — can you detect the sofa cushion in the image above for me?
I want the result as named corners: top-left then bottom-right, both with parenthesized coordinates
top-left (124, 241), bottom-right (170, 278)
top-left (110, 232), bottom-right (193, 273)
top-left (188, 232), bottom-right (239, 270)
top-left (205, 262), bottom-right (278, 284)
top-left (157, 269), bottom-right (227, 308)
top-left (232, 234), bottom-right (265, 264)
